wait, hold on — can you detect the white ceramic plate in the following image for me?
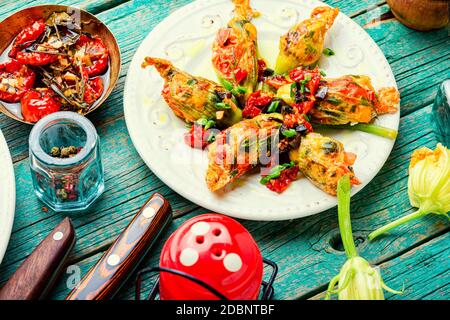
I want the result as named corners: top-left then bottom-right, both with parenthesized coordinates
top-left (124, 0), bottom-right (399, 221)
top-left (0, 128), bottom-right (15, 264)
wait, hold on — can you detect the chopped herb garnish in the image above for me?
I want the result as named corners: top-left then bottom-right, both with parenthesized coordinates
top-left (267, 100), bottom-right (280, 113)
top-left (222, 79), bottom-right (234, 91)
top-left (260, 161), bottom-right (295, 185)
top-left (205, 119), bottom-right (216, 130)
top-left (360, 97), bottom-right (371, 106)
top-left (232, 85), bottom-right (247, 96)
top-left (326, 97), bottom-right (341, 106)
top-left (196, 117), bottom-right (208, 126)
top-left (290, 83), bottom-right (297, 98)
top-left (216, 102), bottom-right (231, 109)
top-left (320, 69), bottom-right (327, 76)
top-left (207, 134), bottom-right (216, 143)
top-left (323, 48), bottom-right (335, 57)
top-left (282, 128), bottom-right (297, 138)
top-left (187, 79), bottom-right (197, 86)
top-left (303, 114), bottom-right (310, 122)
top-left (304, 74), bottom-right (311, 81)
top-left (300, 83), bottom-right (305, 93)
top-left (236, 86), bottom-right (247, 94)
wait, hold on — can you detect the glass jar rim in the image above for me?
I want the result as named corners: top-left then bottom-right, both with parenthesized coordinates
top-left (29, 111), bottom-right (98, 166)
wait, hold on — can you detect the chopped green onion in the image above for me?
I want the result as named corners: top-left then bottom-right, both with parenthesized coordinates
top-left (187, 79), bottom-right (197, 86)
top-left (360, 97), bottom-right (371, 106)
top-left (323, 48), bottom-right (335, 57)
top-left (197, 118), bottom-right (207, 125)
top-left (267, 100), bottom-right (280, 113)
top-left (290, 83), bottom-right (297, 98)
top-left (300, 83), bottom-right (305, 93)
top-left (303, 114), bottom-right (310, 122)
top-left (236, 85), bottom-right (247, 94)
top-left (304, 74), bottom-right (311, 81)
top-left (204, 119), bottom-right (216, 130)
top-left (320, 69), bottom-right (327, 77)
top-left (207, 134), bottom-right (216, 143)
top-left (222, 79), bottom-right (234, 91)
top-left (216, 102), bottom-right (231, 110)
top-left (326, 97), bottom-right (341, 106)
top-left (282, 128), bottom-right (297, 138)
top-left (260, 161), bottom-right (295, 184)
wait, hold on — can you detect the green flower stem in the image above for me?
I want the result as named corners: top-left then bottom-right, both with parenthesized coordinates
top-left (368, 209), bottom-right (427, 241)
top-left (314, 123), bottom-right (398, 140)
top-left (338, 175), bottom-right (358, 259)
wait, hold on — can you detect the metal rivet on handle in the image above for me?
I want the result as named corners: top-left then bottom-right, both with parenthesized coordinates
top-left (143, 206), bottom-right (156, 219)
top-left (107, 254), bottom-right (120, 267)
top-left (53, 231), bottom-right (64, 241)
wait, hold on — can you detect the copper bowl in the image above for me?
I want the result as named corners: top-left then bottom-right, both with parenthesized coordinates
top-left (0, 5), bottom-right (121, 125)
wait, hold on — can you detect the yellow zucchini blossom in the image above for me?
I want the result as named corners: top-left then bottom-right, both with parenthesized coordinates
top-left (369, 143), bottom-right (450, 240)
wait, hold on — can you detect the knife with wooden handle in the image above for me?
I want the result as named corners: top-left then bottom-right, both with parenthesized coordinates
top-left (65, 193), bottom-right (172, 300)
top-left (0, 217), bottom-right (76, 300)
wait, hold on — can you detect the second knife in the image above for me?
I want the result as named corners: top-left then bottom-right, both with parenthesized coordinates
top-left (65, 193), bottom-right (172, 300)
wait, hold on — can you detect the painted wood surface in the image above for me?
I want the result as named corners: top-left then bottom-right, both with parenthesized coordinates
top-left (0, 0), bottom-right (448, 300)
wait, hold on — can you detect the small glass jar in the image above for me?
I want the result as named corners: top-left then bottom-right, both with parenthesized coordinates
top-left (432, 79), bottom-right (450, 147)
top-left (29, 111), bottom-right (104, 212)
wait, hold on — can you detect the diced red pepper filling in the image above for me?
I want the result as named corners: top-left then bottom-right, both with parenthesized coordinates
top-left (234, 68), bottom-right (248, 84)
top-left (242, 90), bottom-right (273, 118)
top-left (265, 166), bottom-right (299, 193)
top-left (183, 124), bottom-right (211, 149)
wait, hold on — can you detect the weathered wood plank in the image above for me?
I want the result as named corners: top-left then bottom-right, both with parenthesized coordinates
top-left (0, 0), bottom-right (448, 301)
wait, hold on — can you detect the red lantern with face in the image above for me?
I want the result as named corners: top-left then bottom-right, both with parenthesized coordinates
top-left (159, 214), bottom-right (263, 300)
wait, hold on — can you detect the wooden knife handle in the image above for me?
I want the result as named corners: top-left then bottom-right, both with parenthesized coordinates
top-left (0, 217), bottom-right (76, 300)
top-left (65, 193), bottom-right (172, 300)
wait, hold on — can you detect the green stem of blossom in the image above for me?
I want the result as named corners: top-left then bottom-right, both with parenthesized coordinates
top-left (314, 123), bottom-right (398, 139)
top-left (368, 209), bottom-right (428, 240)
top-left (337, 175), bottom-right (358, 259)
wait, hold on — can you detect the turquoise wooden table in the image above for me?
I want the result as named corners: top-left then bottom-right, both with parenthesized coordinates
top-left (0, 0), bottom-right (448, 300)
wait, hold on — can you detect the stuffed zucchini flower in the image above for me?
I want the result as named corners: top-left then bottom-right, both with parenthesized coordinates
top-left (289, 133), bottom-right (360, 196)
top-left (309, 75), bottom-right (399, 125)
top-left (212, 0), bottom-right (259, 103)
top-left (275, 6), bottom-right (339, 74)
top-left (206, 113), bottom-right (283, 191)
top-left (142, 57), bottom-right (242, 128)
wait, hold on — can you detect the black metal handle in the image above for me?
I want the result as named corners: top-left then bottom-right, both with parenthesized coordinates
top-left (135, 258), bottom-right (278, 300)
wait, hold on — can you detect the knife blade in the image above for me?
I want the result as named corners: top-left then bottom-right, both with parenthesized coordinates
top-left (0, 217), bottom-right (76, 300)
top-left (65, 192), bottom-right (172, 300)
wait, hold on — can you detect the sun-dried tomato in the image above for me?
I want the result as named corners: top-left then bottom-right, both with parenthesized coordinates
top-left (74, 35), bottom-right (109, 77)
top-left (16, 51), bottom-right (59, 66)
top-left (9, 20), bottom-right (46, 58)
top-left (0, 59), bottom-right (35, 103)
top-left (83, 77), bottom-right (104, 105)
top-left (242, 91), bottom-right (273, 118)
top-left (21, 88), bottom-right (61, 123)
